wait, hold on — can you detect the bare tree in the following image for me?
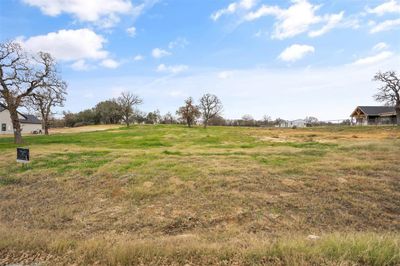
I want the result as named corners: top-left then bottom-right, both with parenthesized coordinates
top-left (305, 116), bottom-right (319, 127)
top-left (262, 115), bottom-right (272, 126)
top-left (199, 93), bottom-right (223, 128)
top-left (117, 92), bottom-right (142, 127)
top-left (161, 112), bottom-right (176, 124)
top-left (28, 76), bottom-right (67, 135)
top-left (241, 114), bottom-right (255, 127)
top-left (0, 41), bottom-right (60, 143)
top-left (374, 71), bottom-right (400, 125)
top-left (176, 97), bottom-right (200, 127)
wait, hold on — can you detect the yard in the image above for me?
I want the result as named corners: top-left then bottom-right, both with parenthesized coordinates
top-left (0, 125), bottom-right (399, 265)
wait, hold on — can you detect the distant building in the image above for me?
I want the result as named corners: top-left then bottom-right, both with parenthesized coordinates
top-left (350, 106), bottom-right (396, 125)
top-left (279, 119), bottom-right (307, 128)
top-left (0, 105), bottom-right (42, 134)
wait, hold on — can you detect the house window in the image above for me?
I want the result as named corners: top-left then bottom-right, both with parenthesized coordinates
top-left (1, 123), bottom-right (6, 132)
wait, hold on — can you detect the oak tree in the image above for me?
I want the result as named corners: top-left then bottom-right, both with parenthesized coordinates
top-left (0, 41), bottom-right (63, 143)
top-left (117, 92), bottom-right (142, 127)
top-left (176, 97), bottom-right (200, 127)
top-left (29, 78), bottom-right (67, 135)
top-left (199, 93), bottom-right (223, 128)
top-left (374, 71), bottom-right (400, 125)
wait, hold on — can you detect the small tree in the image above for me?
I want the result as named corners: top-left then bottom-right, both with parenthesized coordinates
top-left (161, 112), bottom-right (176, 124)
top-left (241, 114), bottom-right (255, 127)
top-left (373, 71), bottom-right (400, 125)
top-left (274, 118), bottom-right (285, 127)
top-left (208, 115), bottom-right (226, 126)
top-left (176, 97), bottom-right (200, 127)
top-left (29, 81), bottom-right (67, 135)
top-left (262, 115), bottom-right (272, 126)
top-left (0, 41), bottom-right (62, 143)
top-left (95, 100), bottom-right (122, 124)
top-left (131, 109), bottom-right (146, 124)
top-left (146, 110), bottom-right (161, 124)
top-left (199, 93), bottom-right (223, 128)
top-left (63, 111), bottom-right (77, 127)
top-left (305, 116), bottom-right (319, 127)
top-left (117, 92), bottom-right (142, 127)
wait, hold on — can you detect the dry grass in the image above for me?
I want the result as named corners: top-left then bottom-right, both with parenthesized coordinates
top-left (49, 124), bottom-right (121, 134)
top-left (0, 125), bottom-right (399, 265)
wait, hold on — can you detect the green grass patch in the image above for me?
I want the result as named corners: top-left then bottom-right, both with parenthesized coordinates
top-left (28, 151), bottom-right (113, 175)
top-left (0, 177), bottom-right (20, 186)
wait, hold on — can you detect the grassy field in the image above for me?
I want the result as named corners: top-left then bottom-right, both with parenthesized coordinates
top-left (0, 125), bottom-right (399, 265)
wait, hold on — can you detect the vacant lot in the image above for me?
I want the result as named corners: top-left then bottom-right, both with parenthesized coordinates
top-left (0, 125), bottom-right (399, 265)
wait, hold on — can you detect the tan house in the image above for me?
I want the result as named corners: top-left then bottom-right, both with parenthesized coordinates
top-left (350, 106), bottom-right (397, 125)
top-left (0, 105), bottom-right (42, 135)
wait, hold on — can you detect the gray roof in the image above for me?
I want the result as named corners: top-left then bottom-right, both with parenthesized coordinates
top-left (0, 104), bottom-right (42, 124)
top-left (357, 106), bottom-right (396, 116)
top-left (20, 114), bottom-right (42, 124)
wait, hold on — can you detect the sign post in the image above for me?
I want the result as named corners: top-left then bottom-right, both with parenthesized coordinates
top-left (17, 148), bottom-right (30, 168)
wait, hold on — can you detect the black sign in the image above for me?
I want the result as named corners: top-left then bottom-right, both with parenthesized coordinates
top-left (17, 148), bottom-right (29, 163)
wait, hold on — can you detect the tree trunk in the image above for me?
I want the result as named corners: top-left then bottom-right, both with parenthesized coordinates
top-left (41, 112), bottom-right (48, 135)
top-left (396, 105), bottom-right (400, 126)
top-left (9, 105), bottom-right (23, 144)
top-left (44, 105), bottom-right (51, 135)
top-left (44, 123), bottom-right (49, 135)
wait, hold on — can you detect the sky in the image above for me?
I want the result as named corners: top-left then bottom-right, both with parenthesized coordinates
top-left (0, 0), bottom-right (399, 120)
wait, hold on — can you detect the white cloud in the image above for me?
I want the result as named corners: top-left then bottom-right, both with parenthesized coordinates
top-left (17, 28), bottom-right (108, 61)
top-left (279, 44), bottom-right (315, 62)
top-left (126, 26), bottom-right (137, 37)
top-left (133, 54), bottom-right (144, 61)
top-left (367, 0), bottom-right (400, 16)
top-left (157, 64), bottom-right (188, 74)
top-left (370, 18), bottom-right (400, 33)
top-left (168, 37), bottom-right (189, 49)
top-left (100, 59), bottom-right (120, 69)
top-left (71, 60), bottom-right (91, 71)
top-left (152, 48), bottom-right (171, 58)
top-left (22, 0), bottom-right (132, 28)
top-left (211, 0), bottom-right (257, 21)
top-left (308, 11), bottom-right (344, 37)
top-left (131, 0), bottom-right (160, 20)
top-left (352, 51), bottom-right (393, 66)
top-left (168, 90), bottom-right (186, 97)
top-left (218, 71), bottom-right (234, 79)
top-left (244, 0), bottom-right (345, 39)
top-left (373, 42), bottom-right (389, 51)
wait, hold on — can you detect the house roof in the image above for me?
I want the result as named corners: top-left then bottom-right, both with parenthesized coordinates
top-left (351, 106), bottom-right (396, 117)
top-left (0, 104), bottom-right (42, 124)
top-left (20, 114), bottom-right (42, 124)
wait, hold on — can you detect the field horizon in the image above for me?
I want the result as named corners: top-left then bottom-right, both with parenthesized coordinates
top-left (0, 125), bottom-right (399, 265)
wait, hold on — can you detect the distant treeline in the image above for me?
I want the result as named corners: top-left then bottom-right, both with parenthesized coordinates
top-left (50, 97), bottom-right (350, 128)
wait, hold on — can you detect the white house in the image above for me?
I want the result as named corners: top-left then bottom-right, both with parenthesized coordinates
top-left (0, 105), bottom-right (42, 135)
top-left (279, 119), bottom-right (307, 128)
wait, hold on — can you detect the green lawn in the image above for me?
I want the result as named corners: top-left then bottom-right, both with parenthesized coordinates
top-left (0, 125), bottom-right (399, 265)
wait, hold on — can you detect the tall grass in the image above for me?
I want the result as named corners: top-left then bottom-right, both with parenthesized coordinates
top-left (1, 228), bottom-right (398, 265)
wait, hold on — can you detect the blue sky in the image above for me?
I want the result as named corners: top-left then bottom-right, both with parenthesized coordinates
top-left (1, 0), bottom-right (399, 120)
